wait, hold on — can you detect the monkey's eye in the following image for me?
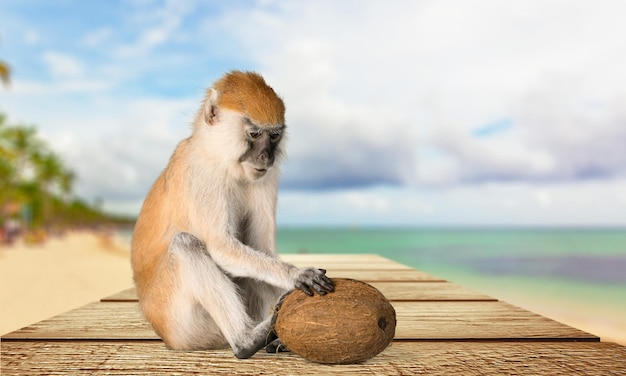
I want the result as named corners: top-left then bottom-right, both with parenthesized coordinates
top-left (269, 131), bottom-right (282, 141)
top-left (248, 130), bottom-right (262, 139)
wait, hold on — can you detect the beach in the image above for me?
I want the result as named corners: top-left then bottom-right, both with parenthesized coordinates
top-left (1, 231), bottom-right (625, 346)
top-left (0, 231), bottom-right (133, 336)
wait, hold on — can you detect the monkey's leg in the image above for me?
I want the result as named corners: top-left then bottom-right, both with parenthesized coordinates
top-left (169, 232), bottom-right (278, 358)
top-left (234, 278), bottom-right (287, 355)
top-left (141, 234), bottom-right (231, 351)
top-left (235, 277), bottom-right (285, 323)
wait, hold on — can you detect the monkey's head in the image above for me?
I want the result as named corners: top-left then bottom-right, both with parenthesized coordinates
top-left (199, 71), bottom-right (286, 182)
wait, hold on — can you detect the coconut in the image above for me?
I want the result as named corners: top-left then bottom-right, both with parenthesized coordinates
top-left (274, 278), bottom-right (396, 364)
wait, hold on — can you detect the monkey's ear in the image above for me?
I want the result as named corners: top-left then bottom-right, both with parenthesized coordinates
top-left (204, 88), bottom-right (220, 125)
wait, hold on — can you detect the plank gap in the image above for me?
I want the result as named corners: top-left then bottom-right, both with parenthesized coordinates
top-left (391, 337), bottom-right (601, 343)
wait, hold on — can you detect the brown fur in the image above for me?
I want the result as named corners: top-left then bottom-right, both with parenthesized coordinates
top-left (131, 140), bottom-right (192, 340)
top-left (213, 71), bottom-right (285, 126)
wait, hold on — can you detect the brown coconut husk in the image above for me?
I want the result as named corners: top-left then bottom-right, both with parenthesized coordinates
top-left (274, 278), bottom-right (396, 364)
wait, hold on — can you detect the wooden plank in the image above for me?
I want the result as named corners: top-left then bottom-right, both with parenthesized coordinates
top-left (297, 262), bottom-right (413, 270)
top-left (282, 254), bottom-right (414, 270)
top-left (101, 288), bottom-right (137, 302)
top-left (281, 254), bottom-right (391, 263)
top-left (2, 302), bottom-right (156, 341)
top-left (394, 301), bottom-right (597, 341)
top-left (372, 282), bottom-right (496, 302)
top-left (327, 269), bottom-right (445, 282)
top-left (2, 341), bottom-right (624, 375)
top-left (102, 282), bottom-right (494, 303)
top-left (2, 300), bottom-right (596, 341)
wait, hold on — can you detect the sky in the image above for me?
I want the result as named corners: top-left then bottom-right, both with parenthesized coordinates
top-left (1, 0), bottom-right (625, 227)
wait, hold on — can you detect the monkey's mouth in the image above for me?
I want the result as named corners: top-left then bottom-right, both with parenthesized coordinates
top-left (244, 163), bottom-right (270, 179)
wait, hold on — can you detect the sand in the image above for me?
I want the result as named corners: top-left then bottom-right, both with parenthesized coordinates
top-left (1, 232), bottom-right (624, 346)
top-left (0, 231), bottom-right (133, 336)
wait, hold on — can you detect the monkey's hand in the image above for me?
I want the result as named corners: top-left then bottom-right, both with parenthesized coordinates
top-left (293, 268), bottom-right (334, 296)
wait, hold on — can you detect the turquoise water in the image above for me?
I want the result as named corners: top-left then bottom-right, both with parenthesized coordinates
top-left (276, 228), bottom-right (626, 314)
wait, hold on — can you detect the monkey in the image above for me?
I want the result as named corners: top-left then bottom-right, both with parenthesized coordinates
top-left (130, 71), bottom-right (334, 359)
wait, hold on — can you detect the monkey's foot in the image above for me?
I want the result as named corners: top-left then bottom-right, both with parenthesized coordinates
top-left (265, 338), bottom-right (290, 354)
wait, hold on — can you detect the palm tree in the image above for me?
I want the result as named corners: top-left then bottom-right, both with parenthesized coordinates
top-left (58, 169), bottom-right (76, 200)
top-left (0, 116), bottom-right (73, 228)
top-left (38, 155), bottom-right (59, 227)
top-left (0, 148), bottom-right (15, 203)
top-left (0, 61), bottom-right (9, 87)
top-left (1, 114), bottom-right (126, 231)
top-left (1, 34), bottom-right (10, 87)
top-left (0, 116), bottom-right (20, 206)
top-left (33, 151), bottom-right (75, 226)
top-left (4, 124), bottom-right (41, 183)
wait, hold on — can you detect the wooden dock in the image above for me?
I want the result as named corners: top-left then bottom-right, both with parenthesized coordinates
top-left (2, 254), bottom-right (625, 375)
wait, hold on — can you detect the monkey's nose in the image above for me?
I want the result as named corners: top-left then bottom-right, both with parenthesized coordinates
top-left (258, 151), bottom-right (270, 164)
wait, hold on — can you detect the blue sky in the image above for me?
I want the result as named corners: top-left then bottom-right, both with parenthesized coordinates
top-left (1, 0), bottom-right (625, 226)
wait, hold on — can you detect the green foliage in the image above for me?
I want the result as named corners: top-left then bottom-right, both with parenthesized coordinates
top-left (0, 62), bottom-right (9, 86)
top-left (1, 34), bottom-right (9, 87)
top-left (0, 113), bottom-right (130, 229)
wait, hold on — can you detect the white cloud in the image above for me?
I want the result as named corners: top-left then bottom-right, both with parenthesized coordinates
top-left (60, 97), bottom-right (197, 201)
top-left (81, 28), bottom-right (113, 48)
top-left (425, 124), bottom-right (557, 184)
top-left (515, 78), bottom-right (626, 180)
top-left (42, 52), bottom-right (85, 79)
top-left (1, 93), bottom-right (197, 206)
top-left (23, 30), bottom-right (40, 45)
top-left (214, 0), bottom-right (626, 190)
top-left (278, 180), bottom-right (626, 227)
top-left (12, 79), bottom-right (113, 95)
top-left (113, 0), bottom-right (195, 57)
top-left (2, 0), bottom-right (626, 226)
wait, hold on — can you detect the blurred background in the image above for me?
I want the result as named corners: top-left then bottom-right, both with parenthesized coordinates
top-left (1, 1), bottom-right (625, 344)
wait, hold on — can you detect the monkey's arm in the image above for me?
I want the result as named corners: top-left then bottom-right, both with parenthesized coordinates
top-left (189, 182), bottom-right (333, 295)
top-left (205, 235), bottom-right (332, 295)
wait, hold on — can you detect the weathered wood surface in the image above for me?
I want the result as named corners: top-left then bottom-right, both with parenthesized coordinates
top-left (285, 255), bottom-right (414, 270)
top-left (2, 253), bottom-right (622, 375)
top-left (393, 301), bottom-right (597, 341)
top-left (281, 254), bottom-right (392, 263)
top-left (325, 269), bottom-right (445, 282)
top-left (101, 282), bottom-right (493, 303)
top-left (282, 254), bottom-right (419, 267)
top-left (3, 300), bottom-right (595, 341)
top-left (283, 254), bottom-right (441, 279)
top-left (2, 341), bottom-right (625, 376)
top-left (374, 282), bottom-right (494, 301)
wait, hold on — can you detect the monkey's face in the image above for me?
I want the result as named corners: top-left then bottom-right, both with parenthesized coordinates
top-left (239, 120), bottom-right (284, 181)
